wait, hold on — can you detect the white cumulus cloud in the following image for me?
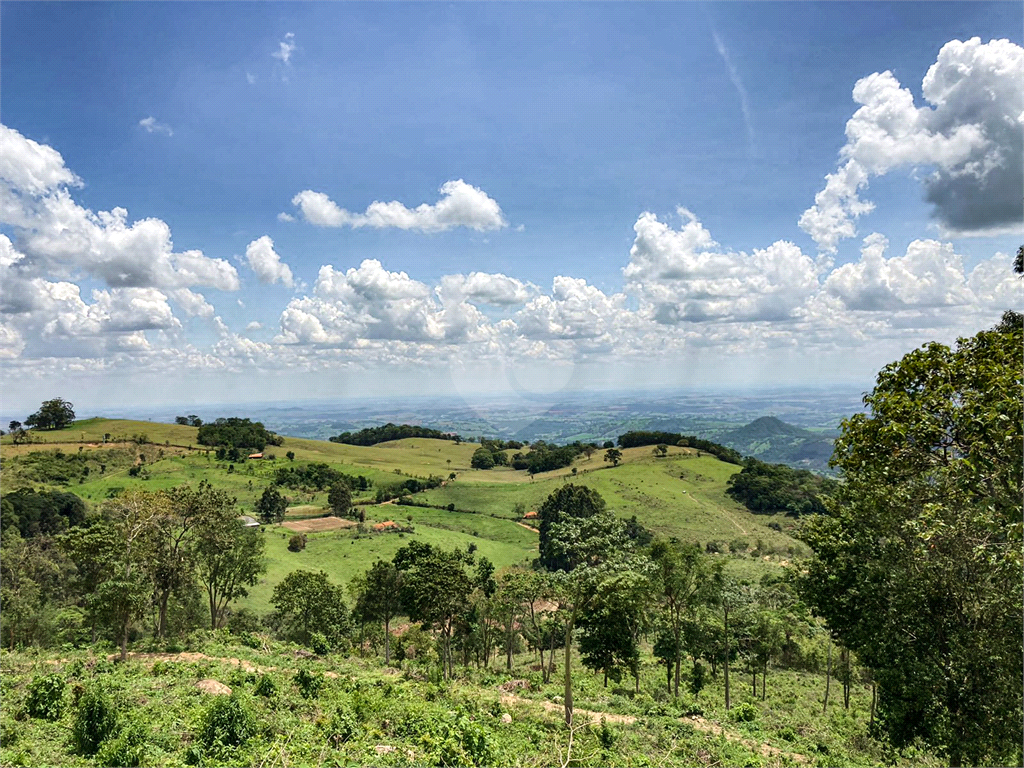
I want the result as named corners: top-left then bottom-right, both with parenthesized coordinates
top-left (273, 32), bottom-right (296, 64)
top-left (800, 37), bottom-right (1024, 251)
top-left (138, 116), bottom-right (173, 136)
top-left (290, 180), bottom-right (507, 232)
top-left (244, 235), bottom-right (294, 287)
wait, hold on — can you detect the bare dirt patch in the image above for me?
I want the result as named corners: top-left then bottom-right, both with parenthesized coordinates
top-left (196, 679), bottom-right (231, 695)
top-left (282, 516), bottom-right (356, 533)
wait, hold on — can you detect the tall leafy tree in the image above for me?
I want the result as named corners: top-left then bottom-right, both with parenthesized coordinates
top-left (24, 398), bottom-right (75, 431)
top-left (537, 484), bottom-right (606, 572)
top-left (396, 544), bottom-right (473, 679)
top-left (255, 485), bottom-right (288, 524)
top-left (650, 539), bottom-right (714, 696)
top-left (354, 559), bottom-right (404, 663)
top-left (327, 482), bottom-right (352, 518)
top-left (545, 502), bottom-right (643, 725)
top-left (799, 322), bottom-right (1023, 767)
top-left (191, 488), bottom-right (266, 629)
top-left (271, 569), bottom-right (350, 649)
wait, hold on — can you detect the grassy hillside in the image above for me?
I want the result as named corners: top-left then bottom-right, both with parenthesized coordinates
top-left (2, 417), bottom-right (805, 611)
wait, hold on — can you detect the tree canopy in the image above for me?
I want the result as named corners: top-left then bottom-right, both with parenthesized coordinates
top-left (196, 417), bottom-right (282, 451)
top-left (799, 321), bottom-right (1023, 767)
top-left (25, 398), bottom-right (76, 431)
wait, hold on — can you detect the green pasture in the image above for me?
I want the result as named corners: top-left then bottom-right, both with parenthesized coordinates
top-left (242, 522), bottom-right (534, 614)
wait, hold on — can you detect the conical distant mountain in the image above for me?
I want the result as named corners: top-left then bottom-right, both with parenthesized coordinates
top-left (718, 416), bottom-right (838, 472)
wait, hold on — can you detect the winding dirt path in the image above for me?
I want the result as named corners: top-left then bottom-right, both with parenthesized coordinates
top-left (499, 693), bottom-right (806, 764)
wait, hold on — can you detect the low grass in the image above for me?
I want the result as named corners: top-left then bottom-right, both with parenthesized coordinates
top-left (243, 522), bottom-right (533, 614)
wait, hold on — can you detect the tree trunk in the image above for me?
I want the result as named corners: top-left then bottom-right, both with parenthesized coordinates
top-left (208, 590), bottom-right (218, 630)
top-left (120, 619), bottom-right (129, 662)
top-left (384, 618), bottom-right (391, 664)
top-left (752, 670), bottom-right (757, 698)
top-left (603, 670), bottom-right (608, 687)
top-left (869, 681), bottom-right (876, 726)
top-left (723, 605), bottom-right (731, 710)
top-left (507, 623), bottom-right (514, 671)
top-left (563, 619), bottom-right (574, 726)
top-left (673, 626), bottom-right (681, 697)
top-left (762, 659), bottom-right (767, 700)
top-left (823, 638), bottom-right (832, 714)
top-left (157, 589), bottom-right (170, 639)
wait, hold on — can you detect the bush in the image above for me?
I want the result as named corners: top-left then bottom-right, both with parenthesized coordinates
top-left (72, 684), bottom-right (118, 755)
top-left (23, 673), bottom-right (66, 721)
top-left (309, 631), bottom-right (332, 656)
top-left (227, 608), bottom-right (262, 635)
top-left (288, 533), bottom-right (307, 552)
top-left (728, 702), bottom-right (759, 723)
top-left (293, 668), bottom-right (323, 699)
top-left (199, 694), bottom-right (256, 749)
top-left (253, 674), bottom-right (277, 698)
top-left (325, 705), bottom-right (360, 746)
top-left (96, 720), bottom-right (146, 768)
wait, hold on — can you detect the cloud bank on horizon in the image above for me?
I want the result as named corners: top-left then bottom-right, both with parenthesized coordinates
top-left (0, 33), bottom-right (1021, 407)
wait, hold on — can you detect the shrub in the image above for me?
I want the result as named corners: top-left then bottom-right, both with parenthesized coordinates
top-left (326, 706), bottom-right (360, 746)
top-left (72, 684), bottom-right (118, 755)
top-left (24, 673), bottom-right (66, 721)
top-left (254, 674), bottom-right (277, 698)
top-left (227, 608), bottom-right (262, 635)
top-left (728, 702), bottom-right (758, 723)
top-left (96, 720), bottom-right (146, 768)
top-left (287, 533), bottom-right (307, 552)
top-left (309, 631), bottom-right (332, 656)
top-left (293, 668), bottom-right (323, 699)
top-left (199, 694), bottom-right (256, 749)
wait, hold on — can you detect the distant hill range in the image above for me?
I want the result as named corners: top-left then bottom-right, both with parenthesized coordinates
top-left (717, 416), bottom-right (838, 473)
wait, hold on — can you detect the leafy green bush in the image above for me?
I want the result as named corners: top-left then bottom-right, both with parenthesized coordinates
top-left (287, 533), bottom-right (307, 552)
top-left (72, 684), bottom-right (118, 755)
top-left (728, 702), bottom-right (759, 722)
top-left (253, 674), bottom-right (277, 698)
top-left (293, 668), bottom-right (323, 699)
top-left (325, 705), bottom-right (360, 746)
top-left (199, 694), bottom-right (257, 749)
top-left (23, 674), bottom-right (66, 721)
top-left (96, 720), bottom-right (146, 767)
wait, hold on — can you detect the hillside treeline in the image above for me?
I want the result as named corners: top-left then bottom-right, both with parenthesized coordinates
top-left (725, 459), bottom-right (838, 516)
top-left (197, 418), bottom-right (283, 451)
top-left (617, 431), bottom-right (743, 465)
top-left (329, 423), bottom-right (459, 446)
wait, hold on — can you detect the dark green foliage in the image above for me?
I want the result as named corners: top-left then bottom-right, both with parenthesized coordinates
top-left (96, 720), bottom-right (146, 768)
top-left (175, 415), bottom-right (203, 427)
top-left (327, 482), bottom-right (352, 517)
top-left (293, 668), bottom-right (324, 699)
top-left (509, 443), bottom-right (584, 474)
top-left (23, 674), bottom-right (65, 720)
top-left (726, 458), bottom-right (836, 516)
top-left (800, 323), bottom-right (1024, 768)
top-left (197, 417), bottom-right (281, 451)
top-left (72, 683), bottom-right (118, 756)
top-left (329, 422), bottom-right (459, 445)
top-left (729, 702), bottom-right (758, 722)
top-left (287, 533), bottom-right (306, 552)
top-left (271, 569), bottom-right (350, 649)
top-left (198, 693), bottom-right (257, 749)
top-left (255, 486), bottom-right (287, 524)
top-left (470, 447), bottom-right (495, 469)
top-left (24, 398), bottom-right (75, 431)
top-left (0, 488), bottom-right (87, 538)
top-left (273, 463), bottom-right (370, 492)
top-left (537, 484), bottom-right (606, 572)
top-left (253, 674), bottom-right (277, 698)
top-left (325, 705), bottom-right (359, 745)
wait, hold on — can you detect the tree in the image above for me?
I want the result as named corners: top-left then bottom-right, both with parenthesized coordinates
top-left (191, 490), bottom-right (266, 629)
top-left (537, 484), bottom-right (607, 572)
top-left (396, 545), bottom-right (473, 679)
top-left (650, 539), bottom-right (715, 696)
top-left (25, 398), bottom-right (76, 431)
top-left (354, 560), bottom-right (403, 663)
top-left (799, 322), bottom-right (1023, 768)
top-left (327, 482), bottom-right (352, 518)
top-left (1015, 244), bottom-right (1023, 275)
top-left (271, 569), bottom-right (350, 649)
top-left (543, 494), bottom-right (642, 725)
top-left (603, 448), bottom-right (622, 467)
top-left (470, 447), bottom-right (495, 469)
top-left (255, 486), bottom-right (287, 524)
top-left (286, 451), bottom-right (295, 461)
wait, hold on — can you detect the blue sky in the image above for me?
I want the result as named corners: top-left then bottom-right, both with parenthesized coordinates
top-left (1, 2), bottom-right (1021, 412)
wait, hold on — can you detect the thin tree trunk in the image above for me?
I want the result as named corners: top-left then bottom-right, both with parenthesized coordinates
top-left (762, 659), bottom-right (767, 700)
top-left (869, 681), bottom-right (876, 726)
top-left (603, 670), bottom-right (608, 687)
top-left (823, 638), bottom-right (832, 714)
top-left (723, 605), bottom-right (731, 710)
top-left (752, 670), bottom-right (757, 698)
top-left (563, 618), bottom-right (574, 726)
top-left (157, 590), bottom-right (170, 639)
top-left (507, 622), bottom-right (514, 671)
top-left (120, 619), bottom-right (129, 662)
top-left (673, 626), bottom-right (681, 697)
top-left (384, 618), bottom-right (390, 664)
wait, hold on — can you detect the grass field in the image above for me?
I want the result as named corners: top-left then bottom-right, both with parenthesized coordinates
top-left (2, 417), bottom-right (806, 612)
